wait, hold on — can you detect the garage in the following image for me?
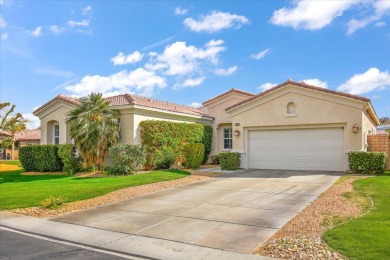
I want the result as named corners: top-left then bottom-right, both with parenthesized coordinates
top-left (247, 128), bottom-right (346, 171)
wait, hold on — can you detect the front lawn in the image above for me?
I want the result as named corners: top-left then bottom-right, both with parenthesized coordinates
top-left (323, 171), bottom-right (390, 260)
top-left (0, 168), bottom-right (189, 210)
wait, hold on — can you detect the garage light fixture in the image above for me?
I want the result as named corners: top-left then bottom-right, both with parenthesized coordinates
top-left (353, 124), bottom-right (360, 133)
top-left (234, 129), bottom-right (240, 137)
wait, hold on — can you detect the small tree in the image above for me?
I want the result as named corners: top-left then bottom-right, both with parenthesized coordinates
top-left (66, 93), bottom-right (120, 171)
top-left (3, 116), bottom-right (28, 160)
top-left (0, 102), bottom-right (23, 130)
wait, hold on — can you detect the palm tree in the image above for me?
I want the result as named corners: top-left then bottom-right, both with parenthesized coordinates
top-left (66, 93), bottom-right (120, 171)
top-left (5, 118), bottom-right (28, 160)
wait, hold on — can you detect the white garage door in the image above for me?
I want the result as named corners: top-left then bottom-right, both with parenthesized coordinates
top-left (248, 128), bottom-right (346, 171)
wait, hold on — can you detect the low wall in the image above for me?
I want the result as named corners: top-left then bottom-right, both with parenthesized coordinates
top-left (368, 133), bottom-right (390, 169)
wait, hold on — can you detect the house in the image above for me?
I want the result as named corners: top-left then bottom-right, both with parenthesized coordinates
top-left (0, 129), bottom-right (41, 159)
top-left (33, 80), bottom-right (379, 171)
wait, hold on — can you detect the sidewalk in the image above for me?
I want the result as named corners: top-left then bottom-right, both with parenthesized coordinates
top-left (0, 212), bottom-right (270, 260)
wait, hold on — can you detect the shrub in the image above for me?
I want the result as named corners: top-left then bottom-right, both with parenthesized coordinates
top-left (348, 151), bottom-right (388, 175)
top-left (58, 144), bottom-right (82, 175)
top-left (108, 144), bottom-right (146, 175)
top-left (41, 195), bottom-right (66, 209)
top-left (19, 145), bottom-right (63, 172)
top-left (183, 143), bottom-right (205, 169)
top-left (219, 152), bottom-right (241, 170)
top-left (202, 125), bottom-right (213, 163)
top-left (210, 155), bottom-right (219, 165)
top-left (139, 120), bottom-right (212, 169)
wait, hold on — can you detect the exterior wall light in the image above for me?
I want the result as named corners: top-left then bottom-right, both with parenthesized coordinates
top-left (353, 124), bottom-right (359, 133)
top-left (234, 129), bottom-right (240, 137)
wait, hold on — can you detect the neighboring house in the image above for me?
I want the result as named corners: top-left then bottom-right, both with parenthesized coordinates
top-left (33, 80), bottom-right (379, 171)
top-left (0, 129), bottom-right (41, 159)
top-left (377, 125), bottom-right (390, 134)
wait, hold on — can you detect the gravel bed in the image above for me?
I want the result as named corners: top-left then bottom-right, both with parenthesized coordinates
top-left (8, 171), bottom-right (219, 218)
top-left (253, 175), bottom-right (371, 259)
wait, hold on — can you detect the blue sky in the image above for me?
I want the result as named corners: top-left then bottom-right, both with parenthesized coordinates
top-left (1, 0), bottom-right (390, 128)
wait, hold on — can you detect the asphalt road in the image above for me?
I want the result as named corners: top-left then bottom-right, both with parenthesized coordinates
top-left (0, 228), bottom-right (132, 260)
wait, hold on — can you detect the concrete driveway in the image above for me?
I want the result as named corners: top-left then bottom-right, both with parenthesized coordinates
top-left (53, 169), bottom-right (342, 253)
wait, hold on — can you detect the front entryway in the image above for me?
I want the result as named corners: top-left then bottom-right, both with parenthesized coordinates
top-left (247, 128), bottom-right (346, 171)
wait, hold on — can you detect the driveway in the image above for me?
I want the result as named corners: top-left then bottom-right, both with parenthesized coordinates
top-left (53, 169), bottom-right (342, 253)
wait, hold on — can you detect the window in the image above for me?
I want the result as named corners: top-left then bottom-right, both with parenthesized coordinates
top-left (223, 128), bottom-right (232, 150)
top-left (54, 124), bottom-right (59, 145)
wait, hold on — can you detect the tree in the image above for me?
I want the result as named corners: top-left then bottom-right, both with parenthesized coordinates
top-left (0, 102), bottom-right (23, 130)
top-left (66, 93), bottom-right (120, 171)
top-left (379, 116), bottom-right (390, 125)
top-left (4, 118), bottom-right (28, 159)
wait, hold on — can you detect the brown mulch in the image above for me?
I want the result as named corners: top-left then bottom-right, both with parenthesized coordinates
top-left (8, 170), bottom-right (220, 218)
top-left (22, 172), bottom-right (67, 176)
top-left (253, 175), bottom-right (372, 260)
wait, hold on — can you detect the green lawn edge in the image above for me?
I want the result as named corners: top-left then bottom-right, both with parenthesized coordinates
top-left (0, 168), bottom-right (189, 210)
top-left (323, 171), bottom-right (390, 260)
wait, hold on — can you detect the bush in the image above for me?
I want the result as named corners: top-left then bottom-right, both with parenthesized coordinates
top-left (202, 125), bottom-right (213, 163)
top-left (108, 144), bottom-right (146, 175)
top-left (41, 195), bottom-right (66, 209)
top-left (183, 143), bottom-right (205, 169)
top-left (219, 152), bottom-right (241, 170)
top-left (348, 151), bottom-right (388, 175)
top-left (139, 120), bottom-right (212, 169)
top-left (210, 155), bottom-right (219, 165)
top-left (19, 145), bottom-right (63, 172)
top-left (58, 144), bottom-right (82, 175)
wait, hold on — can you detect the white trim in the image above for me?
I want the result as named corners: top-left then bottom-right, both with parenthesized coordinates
top-left (53, 123), bottom-right (59, 145)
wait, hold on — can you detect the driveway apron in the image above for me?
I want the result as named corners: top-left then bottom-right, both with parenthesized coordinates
top-left (53, 169), bottom-right (342, 253)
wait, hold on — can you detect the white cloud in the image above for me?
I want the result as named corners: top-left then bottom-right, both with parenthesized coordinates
top-left (82, 6), bottom-right (92, 16)
top-left (23, 113), bottom-right (40, 129)
top-left (301, 78), bottom-right (328, 88)
top-left (189, 102), bottom-right (202, 108)
top-left (215, 66), bottom-right (237, 76)
top-left (0, 0), bottom-right (5, 5)
top-left (175, 7), bottom-right (188, 15)
top-left (347, 0), bottom-right (390, 34)
top-left (67, 20), bottom-right (89, 27)
top-left (31, 26), bottom-right (42, 37)
top-left (0, 15), bottom-right (7, 29)
top-left (147, 39), bottom-right (226, 76)
top-left (251, 49), bottom-right (269, 59)
top-left (184, 11), bottom-right (249, 33)
top-left (337, 67), bottom-right (390, 95)
top-left (375, 21), bottom-right (386, 27)
top-left (50, 25), bottom-right (65, 35)
top-left (1, 33), bottom-right (8, 40)
top-left (111, 51), bottom-right (144, 65)
top-left (258, 82), bottom-right (277, 91)
top-left (65, 68), bottom-right (167, 97)
top-left (182, 77), bottom-right (206, 88)
top-left (270, 0), bottom-right (357, 30)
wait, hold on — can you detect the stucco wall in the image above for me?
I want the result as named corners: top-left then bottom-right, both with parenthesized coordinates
top-left (39, 105), bottom-right (73, 145)
top-left (362, 109), bottom-right (377, 151)
top-left (204, 93), bottom-right (252, 155)
top-left (228, 85), bottom-right (372, 167)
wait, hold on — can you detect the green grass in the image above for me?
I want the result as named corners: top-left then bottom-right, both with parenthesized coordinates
top-left (323, 170), bottom-right (390, 260)
top-left (0, 168), bottom-right (189, 210)
top-left (0, 160), bottom-right (22, 167)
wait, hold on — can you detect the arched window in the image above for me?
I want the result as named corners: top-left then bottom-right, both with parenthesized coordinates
top-left (286, 102), bottom-right (297, 116)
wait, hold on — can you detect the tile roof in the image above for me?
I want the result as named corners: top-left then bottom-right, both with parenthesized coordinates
top-left (34, 93), bottom-right (211, 118)
top-left (202, 88), bottom-right (255, 106)
top-left (15, 129), bottom-right (41, 141)
top-left (226, 80), bottom-right (371, 111)
top-left (105, 94), bottom-right (210, 117)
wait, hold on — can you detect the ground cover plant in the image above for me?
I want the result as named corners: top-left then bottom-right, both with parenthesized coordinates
top-left (0, 166), bottom-right (189, 210)
top-left (323, 171), bottom-right (390, 260)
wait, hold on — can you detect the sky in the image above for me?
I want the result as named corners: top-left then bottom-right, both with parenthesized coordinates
top-left (1, 0), bottom-right (390, 129)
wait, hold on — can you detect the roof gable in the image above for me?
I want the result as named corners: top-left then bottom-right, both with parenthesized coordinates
top-left (202, 88), bottom-right (254, 106)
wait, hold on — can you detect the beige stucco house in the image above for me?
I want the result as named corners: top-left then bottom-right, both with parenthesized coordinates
top-left (34, 80), bottom-right (379, 171)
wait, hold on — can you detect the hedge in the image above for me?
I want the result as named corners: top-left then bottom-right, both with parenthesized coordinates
top-left (139, 120), bottom-right (212, 169)
top-left (348, 151), bottom-right (388, 175)
top-left (58, 144), bottom-right (82, 175)
top-left (19, 145), bottom-right (63, 172)
top-left (183, 143), bottom-right (205, 169)
top-left (219, 152), bottom-right (240, 170)
top-left (108, 144), bottom-right (146, 175)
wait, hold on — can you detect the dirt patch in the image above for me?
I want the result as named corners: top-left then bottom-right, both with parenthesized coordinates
top-left (7, 171), bottom-right (218, 218)
top-left (253, 175), bottom-right (372, 259)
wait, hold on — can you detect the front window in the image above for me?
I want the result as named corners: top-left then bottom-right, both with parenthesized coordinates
top-left (223, 128), bottom-right (232, 150)
top-left (54, 124), bottom-right (59, 145)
